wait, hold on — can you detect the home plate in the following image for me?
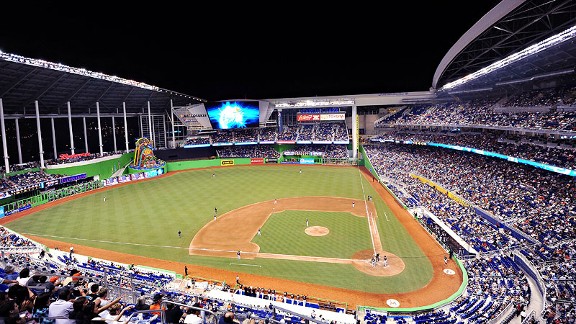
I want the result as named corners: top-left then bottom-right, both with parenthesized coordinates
top-left (386, 299), bottom-right (400, 307)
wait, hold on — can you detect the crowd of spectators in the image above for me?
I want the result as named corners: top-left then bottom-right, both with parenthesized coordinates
top-left (0, 170), bottom-right (68, 197)
top-left (372, 130), bottom-right (575, 170)
top-left (364, 142), bottom-right (575, 323)
top-left (376, 87), bottom-right (576, 131)
top-left (0, 226), bottom-right (352, 324)
top-left (45, 151), bottom-right (124, 166)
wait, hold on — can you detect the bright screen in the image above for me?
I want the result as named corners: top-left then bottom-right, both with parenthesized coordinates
top-left (205, 101), bottom-right (260, 130)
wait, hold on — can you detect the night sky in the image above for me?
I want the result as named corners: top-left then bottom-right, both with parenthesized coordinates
top-left (0, 1), bottom-right (502, 101)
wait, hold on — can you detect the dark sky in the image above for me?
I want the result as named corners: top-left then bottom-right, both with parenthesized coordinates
top-left (0, 2), bottom-right (502, 102)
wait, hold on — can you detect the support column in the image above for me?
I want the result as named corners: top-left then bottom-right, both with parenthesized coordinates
top-left (147, 101), bottom-right (153, 144)
top-left (0, 99), bottom-right (10, 173)
top-left (96, 102), bottom-right (103, 156)
top-left (112, 116), bottom-right (117, 152)
top-left (162, 114), bottom-right (166, 148)
top-left (51, 118), bottom-right (57, 159)
top-left (15, 119), bottom-right (22, 164)
top-left (170, 99), bottom-right (175, 148)
top-left (139, 115), bottom-right (143, 139)
top-left (83, 117), bottom-right (88, 153)
top-left (151, 115), bottom-right (156, 146)
top-left (352, 105), bottom-right (358, 160)
top-left (35, 100), bottom-right (45, 168)
top-left (123, 102), bottom-right (129, 152)
top-left (67, 102), bottom-right (75, 155)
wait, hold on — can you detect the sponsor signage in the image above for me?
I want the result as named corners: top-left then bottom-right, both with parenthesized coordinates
top-left (18, 204), bottom-right (32, 212)
top-left (221, 160), bottom-right (235, 166)
top-left (300, 158), bottom-right (315, 164)
top-left (297, 113), bottom-right (345, 122)
top-left (297, 114), bottom-right (321, 122)
top-left (320, 113), bottom-right (345, 121)
top-left (251, 158), bottom-right (264, 164)
top-left (60, 173), bottom-right (87, 184)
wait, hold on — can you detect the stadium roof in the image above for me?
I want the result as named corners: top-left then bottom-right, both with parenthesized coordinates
top-left (0, 52), bottom-right (205, 118)
top-left (433, 0), bottom-right (576, 97)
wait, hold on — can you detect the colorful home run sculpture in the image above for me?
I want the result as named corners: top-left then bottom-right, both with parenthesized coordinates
top-left (131, 137), bottom-right (166, 170)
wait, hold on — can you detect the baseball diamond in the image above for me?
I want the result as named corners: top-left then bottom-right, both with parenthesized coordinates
top-left (2, 165), bottom-right (463, 309)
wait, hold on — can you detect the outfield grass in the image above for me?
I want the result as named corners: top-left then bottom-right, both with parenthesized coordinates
top-left (5, 165), bottom-right (433, 294)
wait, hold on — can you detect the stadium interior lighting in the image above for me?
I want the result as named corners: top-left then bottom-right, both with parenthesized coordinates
top-left (274, 98), bottom-right (355, 108)
top-left (447, 87), bottom-right (493, 95)
top-left (495, 68), bottom-right (574, 86)
top-left (441, 25), bottom-right (576, 91)
top-left (493, 25), bottom-right (512, 33)
top-left (0, 51), bottom-right (160, 91)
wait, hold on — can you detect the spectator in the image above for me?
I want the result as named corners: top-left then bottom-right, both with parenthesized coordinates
top-left (0, 298), bottom-right (22, 323)
top-left (0, 276), bottom-right (18, 286)
top-left (134, 293), bottom-right (149, 311)
top-left (165, 302), bottom-right (184, 323)
top-left (3, 264), bottom-right (19, 281)
top-left (149, 293), bottom-right (165, 316)
top-left (27, 274), bottom-right (55, 295)
top-left (183, 308), bottom-right (202, 324)
top-left (48, 288), bottom-right (75, 324)
top-left (16, 268), bottom-right (31, 286)
top-left (98, 303), bottom-right (134, 323)
top-left (32, 291), bottom-right (54, 324)
top-left (218, 311), bottom-right (239, 324)
top-left (95, 288), bottom-right (111, 318)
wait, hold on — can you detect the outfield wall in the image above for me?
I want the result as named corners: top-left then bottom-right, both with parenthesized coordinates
top-left (166, 158), bottom-right (252, 171)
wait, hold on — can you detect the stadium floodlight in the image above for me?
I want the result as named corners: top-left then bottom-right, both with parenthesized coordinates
top-left (447, 87), bottom-right (493, 95)
top-left (495, 68), bottom-right (574, 86)
top-left (274, 98), bottom-right (355, 108)
top-left (0, 51), bottom-right (205, 102)
top-left (0, 51), bottom-right (159, 91)
top-left (441, 24), bottom-right (576, 91)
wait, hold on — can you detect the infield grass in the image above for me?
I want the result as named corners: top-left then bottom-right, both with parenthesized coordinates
top-left (5, 165), bottom-right (433, 294)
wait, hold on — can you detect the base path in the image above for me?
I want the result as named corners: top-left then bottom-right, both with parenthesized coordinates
top-left (4, 166), bottom-right (463, 309)
top-left (190, 196), bottom-right (374, 259)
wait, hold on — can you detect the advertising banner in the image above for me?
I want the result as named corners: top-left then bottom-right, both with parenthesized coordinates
top-left (320, 113), bottom-right (345, 121)
top-left (297, 114), bottom-right (321, 122)
top-left (251, 158), bottom-right (264, 164)
top-left (300, 158), bottom-right (315, 164)
top-left (221, 160), bottom-right (235, 166)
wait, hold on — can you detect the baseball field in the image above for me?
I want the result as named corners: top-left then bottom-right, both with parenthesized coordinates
top-left (1, 165), bottom-right (463, 309)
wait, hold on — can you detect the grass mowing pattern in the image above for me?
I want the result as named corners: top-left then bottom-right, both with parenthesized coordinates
top-left (5, 165), bottom-right (432, 294)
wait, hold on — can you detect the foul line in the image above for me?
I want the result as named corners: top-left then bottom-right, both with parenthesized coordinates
top-left (23, 233), bottom-right (185, 250)
top-left (358, 169), bottom-right (377, 253)
top-left (229, 263), bottom-right (261, 267)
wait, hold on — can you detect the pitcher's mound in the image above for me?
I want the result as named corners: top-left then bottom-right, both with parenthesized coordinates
top-left (305, 226), bottom-right (329, 236)
top-left (351, 249), bottom-right (405, 276)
